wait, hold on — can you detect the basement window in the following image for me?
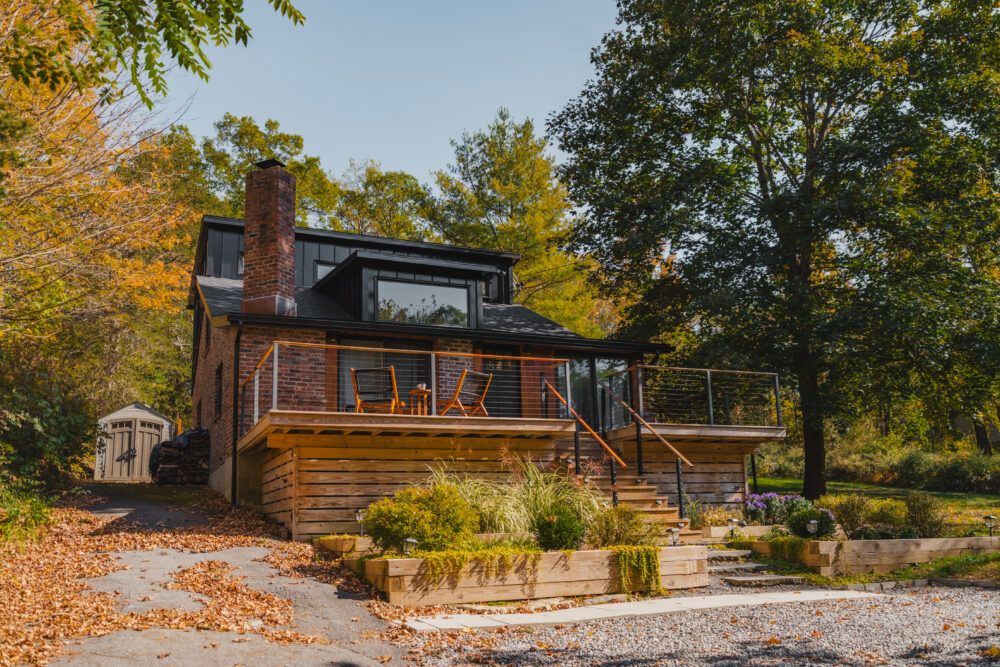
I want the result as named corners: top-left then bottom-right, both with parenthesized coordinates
top-left (376, 279), bottom-right (469, 328)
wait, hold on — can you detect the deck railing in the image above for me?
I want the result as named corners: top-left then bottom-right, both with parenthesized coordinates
top-left (237, 341), bottom-right (576, 438)
top-left (607, 365), bottom-right (782, 429)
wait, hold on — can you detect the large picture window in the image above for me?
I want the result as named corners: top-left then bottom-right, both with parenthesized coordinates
top-left (376, 279), bottom-right (469, 327)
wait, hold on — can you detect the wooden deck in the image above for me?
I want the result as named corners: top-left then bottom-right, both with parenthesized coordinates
top-left (238, 410), bottom-right (578, 452)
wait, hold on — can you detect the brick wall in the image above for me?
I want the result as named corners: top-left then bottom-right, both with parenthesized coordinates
top-left (434, 338), bottom-right (474, 410)
top-left (191, 321), bottom-right (237, 476)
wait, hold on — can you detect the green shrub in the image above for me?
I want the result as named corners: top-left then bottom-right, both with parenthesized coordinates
top-left (533, 505), bottom-right (585, 551)
top-left (816, 494), bottom-right (870, 537)
top-left (852, 525), bottom-right (918, 540)
top-left (362, 483), bottom-right (479, 552)
top-left (786, 508), bottom-right (837, 539)
top-left (586, 505), bottom-right (657, 548)
top-left (904, 491), bottom-right (946, 538)
top-left (0, 484), bottom-right (52, 543)
top-left (868, 498), bottom-right (907, 527)
top-left (427, 455), bottom-right (608, 534)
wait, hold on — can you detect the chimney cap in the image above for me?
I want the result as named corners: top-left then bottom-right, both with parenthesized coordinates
top-left (255, 157), bottom-right (286, 169)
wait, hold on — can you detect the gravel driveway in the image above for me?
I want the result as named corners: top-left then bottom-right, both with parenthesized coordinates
top-left (415, 587), bottom-right (1000, 666)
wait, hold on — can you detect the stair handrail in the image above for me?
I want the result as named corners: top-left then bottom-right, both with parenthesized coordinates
top-left (543, 380), bottom-right (627, 469)
top-left (603, 383), bottom-right (694, 468)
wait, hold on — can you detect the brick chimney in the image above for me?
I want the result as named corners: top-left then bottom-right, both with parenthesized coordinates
top-left (242, 158), bottom-right (297, 316)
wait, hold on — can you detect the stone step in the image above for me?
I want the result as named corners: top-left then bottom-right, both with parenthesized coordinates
top-left (707, 549), bottom-right (753, 562)
top-left (709, 562), bottom-right (768, 574)
top-left (721, 574), bottom-right (805, 587)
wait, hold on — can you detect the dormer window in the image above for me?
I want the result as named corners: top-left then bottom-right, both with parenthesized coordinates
top-left (376, 279), bottom-right (470, 328)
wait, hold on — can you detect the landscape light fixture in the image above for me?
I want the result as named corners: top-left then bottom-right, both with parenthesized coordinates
top-left (668, 527), bottom-right (681, 547)
top-left (677, 520), bottom-right (688, 532)
top-left (727, 517), bottom-right (740, 539)
top-left (807, 519), bottom-right (819, 535)
top-left (403, 537), bottom-right (419, 555)
top-left (355, 508), bottom-right (366, 536)
top-left (986, 515), bottom-right (997, 537)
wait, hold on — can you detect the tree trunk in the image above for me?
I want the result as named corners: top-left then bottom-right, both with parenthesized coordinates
top-left (973, 417), bottom-right (993, 456)
top-left (797, 346), bottom-right (826, 499)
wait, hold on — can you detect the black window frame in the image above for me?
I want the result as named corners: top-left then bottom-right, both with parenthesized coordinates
top-left (374, 277), bottom-right (473, 329)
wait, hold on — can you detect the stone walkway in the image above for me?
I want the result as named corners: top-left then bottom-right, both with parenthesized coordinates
top-left (403, 589), bottom-right (880, 632)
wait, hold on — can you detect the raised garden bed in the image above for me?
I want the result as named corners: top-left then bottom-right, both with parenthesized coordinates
top-left (315, 532), bottom-right (531, 556)
top-left (359, 545), bottom-right (708, 606)
top-left (747, 536), bottom-right (1000, 575)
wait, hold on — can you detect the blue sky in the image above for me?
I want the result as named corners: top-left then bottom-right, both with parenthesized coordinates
top-left (165, 0), bottom-right (617, 181)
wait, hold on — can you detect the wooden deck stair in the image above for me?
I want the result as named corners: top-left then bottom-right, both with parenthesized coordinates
top-left (582, 476), bottom-right (701, 543)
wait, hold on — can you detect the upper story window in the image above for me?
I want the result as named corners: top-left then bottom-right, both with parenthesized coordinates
top-left (376, 279), bottom-right (469, 327)
top-left (315, 261), bottom-right (335, 281)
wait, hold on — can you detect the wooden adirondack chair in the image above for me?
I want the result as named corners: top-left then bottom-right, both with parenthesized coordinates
top-left (438, 368), bottom-right (493, 417)
top-left (351, 366), bottom-right (406, 414)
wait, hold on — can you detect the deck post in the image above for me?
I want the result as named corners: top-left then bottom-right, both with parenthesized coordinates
top-left (563, 362), bottom-right (572, 420)
top-left (705, 369), bottom-right (714, 425)
top-left (573, 424), bottom-right (581, 477)
top-left (750, 453), bottom-right (759, 494)
top-left (675, 458), bottom-right (686, 518)
top-left (601, 385), bottom-right (618, 507)
top-left (430, 352), bottom-right (437, 415)
top-left (635, 420), bottom-right (644, 479)
top-left (272, 343), bottom-right (279, 411)
top-left (636, 365), bottom-right (645, 417)
top-left (253, 372), bottom-right (259, 423)
top-left (773, 374), bottom-right (783, 426)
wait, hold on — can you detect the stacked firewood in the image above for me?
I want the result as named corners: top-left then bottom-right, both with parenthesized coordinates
top-left (152, 428), bottom-right (210, 485)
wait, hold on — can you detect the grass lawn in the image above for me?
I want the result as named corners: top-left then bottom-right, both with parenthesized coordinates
top-left (757, 477), bottom-right (1000, 515)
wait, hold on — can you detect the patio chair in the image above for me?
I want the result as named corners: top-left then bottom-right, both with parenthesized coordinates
top-left (438, 368), bottom-right (493, 417)
top-left (350, 366), bottom-right (406, 414)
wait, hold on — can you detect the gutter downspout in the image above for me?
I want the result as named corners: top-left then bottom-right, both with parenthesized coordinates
top-left (230, 323), bottom-right (242, 507)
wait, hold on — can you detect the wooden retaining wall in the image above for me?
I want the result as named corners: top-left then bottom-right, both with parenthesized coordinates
top-left (363, 546), bottom-right (708, 606)
top-left (749, 537), bottom-right (1000, 576)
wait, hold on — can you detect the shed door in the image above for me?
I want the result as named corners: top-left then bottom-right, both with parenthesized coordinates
top-left (134, 420), bottom-right (163, 479)
top-left (106, 420), bottom-right (136, 479)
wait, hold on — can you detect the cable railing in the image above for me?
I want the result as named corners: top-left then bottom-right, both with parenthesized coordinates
top-left (237, 341), bottom-right (578, 438)
top-left (619, 365), bottom-right (782, 428)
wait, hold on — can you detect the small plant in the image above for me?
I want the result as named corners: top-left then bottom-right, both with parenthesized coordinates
top-left (868, 498), bottom-right (907, 527)
top-left (816, 494), bottom-right (871, 537)
top-left (611, 545), bottom-right (662, 593)
top-left (362, 483), bottom-right (479, 552)
top-left (851, 525), bottom-right (918, 540)
top-left (744, 492), bottom-right (811, 525)
top-left (904, 491), bottom-right (946, 538)
top-left (586, 505), bottom-right (657, 548)
top-left (533, 505), bottom-right (585, 551)
top-left (786, 507), bottom-right (837, 539)
top-left (0, 485), bottom-right (52, 543)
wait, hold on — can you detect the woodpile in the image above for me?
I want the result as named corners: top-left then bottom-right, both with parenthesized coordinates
top-left (151, 428), bottom-right (210, 485)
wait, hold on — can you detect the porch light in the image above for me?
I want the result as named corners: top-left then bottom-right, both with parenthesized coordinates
top-left (668, 527), bottom-right (680, 547)
top-left (807, 519), bottom-right (819, 535)
top-left (355, 508), bottom-right (366, 536)
top-left (403, 537), bottom-right (419, 555)
top-left (985, 515), bottom-right (997, 537)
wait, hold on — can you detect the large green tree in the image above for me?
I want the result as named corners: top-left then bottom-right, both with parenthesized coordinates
top-left (200, 113), bottom-right (342, 226)
top-left (337, 160), bottom-right (431, 240)
top-left (551, 0), bottom-right (1000, 496)
top-left (429, 109), bottom-right (609, 338)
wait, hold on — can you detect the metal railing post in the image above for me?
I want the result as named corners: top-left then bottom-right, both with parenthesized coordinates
top-left (675, 458), bottom-right (686, 518)
top-left (636, 365), bottom-right (645, 418)
top-left (573, 423), bottom-right (581, 477)
top-left (430, 352), bottom-right (437, 415)
top-left (600, 385), bottom-right (618, 507)
top-left (705, 369), bottom-right (715, 425)
top-left (253, 372), bottom-right (259, 423)
top-left (563, 361), bottom-right (572, 420)
top-left (773, 374), bottom-right (783, 427)
top-left (271, 343), bottom-right (280, 411)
